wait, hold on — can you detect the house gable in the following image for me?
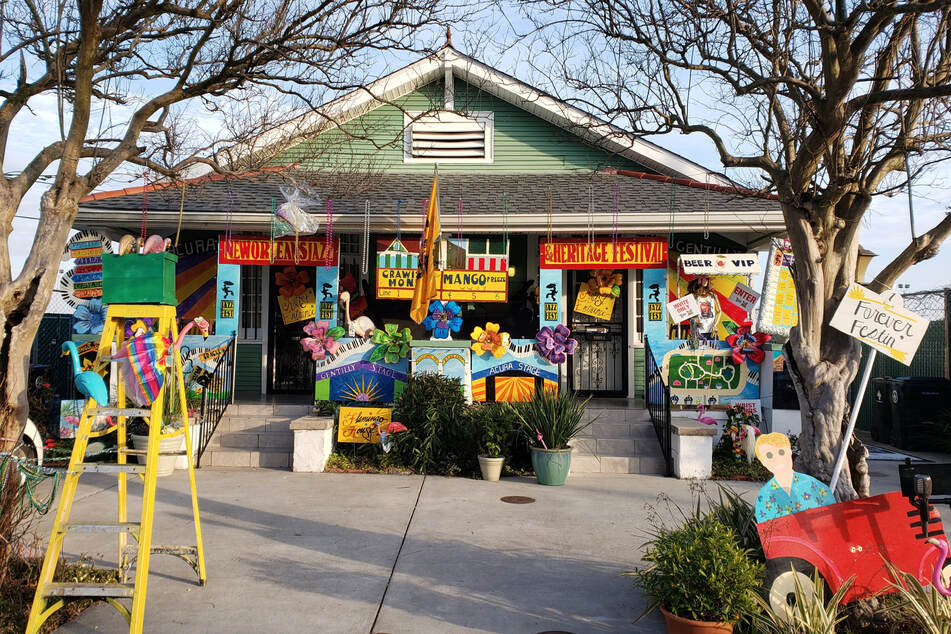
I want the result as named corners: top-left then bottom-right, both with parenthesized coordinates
top-left (273, 77), bottom-right (649, 174)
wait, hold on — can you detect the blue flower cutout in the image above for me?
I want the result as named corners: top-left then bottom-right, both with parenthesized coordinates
top-left (422, 300), bottom-right (462, 339)
top-left (74, 299), bottom-right (107, 334)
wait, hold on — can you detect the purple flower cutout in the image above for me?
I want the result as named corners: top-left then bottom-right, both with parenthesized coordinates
top-left (535, 324), bottom-right (578, 364)
top-left (422, 300), bottom-right (463, 339)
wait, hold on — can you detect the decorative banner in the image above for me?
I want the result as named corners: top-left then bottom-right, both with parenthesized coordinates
top-left (729, 282), bottom-right (760, 313)
top-left (277, 287), bottom-right (317, 324)
top-left (757, 240), bottom-right (798, 337)
top-left (377, 268), bottom-right (508, 302)
top-left (219, 235), bottom-right (339, 266)
top-left (337, 406), bottom-right (392, 443)
top-left (539, 268), bottom-right (562, 330)
top-left (679, 253), bottom-right (761, 275)
top-left (316, 265), bottom-right (338, 322)
top-left (540, 238), bottom-right (667, 269)
top-left (666, 294), bottom-right (701, 324)
top-left (573, 286), bottom-right (615, 320)
top-left (315, 338), bottom-right (409, 402)
top-left (215, 263), bottom-right (240, 336)
top-left (471, 338), bottom-right (558, 402)
top-left (829, 283), bottom-right (928, 364)
top-left (642, 266), bottom-right (667, 343)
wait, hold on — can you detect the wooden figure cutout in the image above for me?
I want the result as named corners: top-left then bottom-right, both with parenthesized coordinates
top-left (753, 432), bottom-right (835, 523)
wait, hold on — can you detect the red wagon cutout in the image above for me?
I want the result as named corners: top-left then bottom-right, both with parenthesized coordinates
top-left (758, 490), bottom-right (950, 616)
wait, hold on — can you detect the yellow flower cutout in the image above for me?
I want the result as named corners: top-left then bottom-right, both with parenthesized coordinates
top-left (470, 322), bottom-right (511, 359)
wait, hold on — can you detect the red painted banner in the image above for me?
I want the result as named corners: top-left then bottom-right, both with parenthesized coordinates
top-left (540, 238), bottom-right (667, 269)
top-left (219, 235), bottom-right (339, 266)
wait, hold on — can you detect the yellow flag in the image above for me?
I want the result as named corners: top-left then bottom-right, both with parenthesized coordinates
top-left (410, 168), bottom-right (441, 323)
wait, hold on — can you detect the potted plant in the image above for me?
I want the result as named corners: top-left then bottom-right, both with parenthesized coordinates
top-left (629, 514), bottom-right (763, 633)
top-left (127, 416), bottom-right (185, 477)
top-left (510, 388), bottom-right (595, 486)
top-left (471, 403), bottom-right (510, 482)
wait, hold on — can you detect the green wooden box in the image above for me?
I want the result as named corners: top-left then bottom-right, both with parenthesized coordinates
top-left (101, 252), bottom-right (178, 305)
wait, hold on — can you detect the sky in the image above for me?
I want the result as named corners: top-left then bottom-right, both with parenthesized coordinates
top-left (6, 22), bottom-right (951, 296)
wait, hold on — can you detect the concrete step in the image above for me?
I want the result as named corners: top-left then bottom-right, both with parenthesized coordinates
top-left (584, 408), bottom-right (652, 425)
top-left (569, 453), bottom-right (667, 475)
top-left (568, 407), bottom-right (666, 474)
top-left (201, 447), bottom-right (291, 468)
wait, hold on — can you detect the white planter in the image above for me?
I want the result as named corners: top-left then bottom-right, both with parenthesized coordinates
top-left (478, 455), bottom-right (505, 482)
top-left (132, 433), bottom-right (185, 477)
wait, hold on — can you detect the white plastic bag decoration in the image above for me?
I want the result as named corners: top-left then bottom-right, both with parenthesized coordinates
top-left (273, 185), bottom-right (321, 238)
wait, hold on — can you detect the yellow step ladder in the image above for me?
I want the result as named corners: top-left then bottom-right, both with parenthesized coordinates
top-left (27, 304), bottom-right (206, 633)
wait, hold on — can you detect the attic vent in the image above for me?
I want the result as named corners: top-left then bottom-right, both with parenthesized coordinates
top-left (404, 111), bottom-right (494, 163)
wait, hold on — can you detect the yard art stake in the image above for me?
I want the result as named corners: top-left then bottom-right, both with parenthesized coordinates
top-left (827, 284), bottom-right (928, 493)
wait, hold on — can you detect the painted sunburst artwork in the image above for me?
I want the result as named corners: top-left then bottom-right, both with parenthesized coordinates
top-left (340, 375), bottom-right (384, 402)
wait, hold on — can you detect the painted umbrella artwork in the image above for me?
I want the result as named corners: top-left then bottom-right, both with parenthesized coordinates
top-left (422, 300), bottom-right (463, 339)
top-left (534, 324), bottom-right (578, 364)
top-left (300, 320), bottom-right (345, 361)
top-left (726, 321), bottom-right (772, 365)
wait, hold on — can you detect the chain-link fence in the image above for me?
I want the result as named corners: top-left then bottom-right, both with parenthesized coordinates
top-left (900, 288), bottom-right (950, 321)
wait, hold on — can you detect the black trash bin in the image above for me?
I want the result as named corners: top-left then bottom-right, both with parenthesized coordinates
top-left (870, 377), bottom-right (891, 442)
top-left (887, 377), bottom-right (951, 450)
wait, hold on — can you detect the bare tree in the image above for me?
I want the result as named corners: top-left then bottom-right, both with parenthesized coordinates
top-left (0, 0), bottom-right (454, 454)
top-left (520, 0), bottom-right (951, 498)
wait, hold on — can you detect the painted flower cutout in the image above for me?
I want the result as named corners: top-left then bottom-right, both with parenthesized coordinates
top-left (470, 322), bottom-right (511, 359)
top-left (587, 269), bottom-right (623, 296)
top-left (300, 320), bottom-right (345, 361)
top-left (726, 320), bottom-right (772, 365)
top-left (370, 323), bottom-right (412, 364)
top-left (73, 299), bottom-right (107, 334)
top-left (275, 265), bottom-right (310, 297)
top-left (125, 318), bottom-right (154, 338)
top-left (535, 324), bottom-right (578, 364)
top-left (422, 300), bottom-right (463, 339)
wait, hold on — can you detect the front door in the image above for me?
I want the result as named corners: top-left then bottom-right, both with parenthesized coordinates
top-left (267, 265), bottom-right (316, 394)
top-left (567, 270), bottom-right (628, 396)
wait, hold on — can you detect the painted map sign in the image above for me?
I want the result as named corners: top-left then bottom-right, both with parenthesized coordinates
top-left (666, 294), bottom-right (701, 324)
top-left (679, 253), bottom-right (761, 275)
top-left (337, 406), bottom-right (391, 443)
top-left (729, 282), bottom-right (760, 313)
top-left (653, 338), bottom-right (761, 407)
top-left (218, 235), bottom-right (339, 266)
top-left (540, 238), bottom-right (667, 269)
top-left (573, 286), bottom-right (615, 320)
top-left (829, 283), bottom-right (928, 364)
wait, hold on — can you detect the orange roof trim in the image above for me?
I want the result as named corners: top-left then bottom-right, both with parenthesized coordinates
top-left (79, 164), bottom-right (295, 203)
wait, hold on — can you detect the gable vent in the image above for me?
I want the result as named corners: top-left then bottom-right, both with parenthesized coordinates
top-left (404, 111), bottom-right (494, 163)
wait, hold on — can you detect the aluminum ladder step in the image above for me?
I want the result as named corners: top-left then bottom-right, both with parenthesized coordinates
top-left (61, 521), bottom-right (140, 534)
top-left (117, 448), bottom-right (187, 457)
top-left (70, 463), bottom-right (145, 475)
top-left (43, 582), bottom-right (134, 598)
top-left (89, 407), bottom-right (152, 417)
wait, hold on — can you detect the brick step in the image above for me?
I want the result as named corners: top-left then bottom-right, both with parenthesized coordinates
top-left (201, 446), bottom-right (291, 468)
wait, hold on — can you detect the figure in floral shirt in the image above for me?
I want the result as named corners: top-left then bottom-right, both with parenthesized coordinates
top-left (753, 432), bottom-right (836, 523)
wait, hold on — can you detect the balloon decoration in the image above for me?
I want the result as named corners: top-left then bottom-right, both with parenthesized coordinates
top-left (422, 300), bottom-right (463, 339)
top-left (534, 324), bottom-right (578, 364)
top-left (300, 320), bottom-right (345, 361)
top-left (370, 324), bottom-right (413, 364)
top-left (726, 320), bottom-right (771, 364)
top-left (587, 269), bottom-right (622, 297)
top-left (470, 322), bottom-right (511, 359)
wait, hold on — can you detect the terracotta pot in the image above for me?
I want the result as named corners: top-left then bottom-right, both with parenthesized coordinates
top-left (659, 607), bottom-right (734, 634)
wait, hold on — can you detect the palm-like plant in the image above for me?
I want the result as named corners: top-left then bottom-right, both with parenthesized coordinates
top-left (509, 388), bottom-right (595, 450)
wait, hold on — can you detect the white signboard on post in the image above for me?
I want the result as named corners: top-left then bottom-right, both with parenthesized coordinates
top-left (829, 283), bottom-right (928, 365)
top-left (679, 254), bottom-right (762, 275)
top-left (729, 282), bottom-right (761, 313)
top-left (666, 293), bottom-right (701, 324)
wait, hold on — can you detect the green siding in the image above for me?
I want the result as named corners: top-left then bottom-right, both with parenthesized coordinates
top-left (632, 346), bottom-right (646, 402)
top-left (235, 342), bottom-right (263, 394)
top-left (275, 78), bottom-right (647, 174)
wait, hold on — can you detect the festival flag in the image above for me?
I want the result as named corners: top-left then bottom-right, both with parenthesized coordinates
top-left (410, 167), bottom-right (441, 323)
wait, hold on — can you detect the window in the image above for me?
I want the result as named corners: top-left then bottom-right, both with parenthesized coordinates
top-left (239, 265), bottom-right (263, 341)
top-left (403, 111), bottom-right (494, 163)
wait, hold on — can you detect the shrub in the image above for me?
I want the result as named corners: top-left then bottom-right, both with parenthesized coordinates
top-left (509, 388), bottom-right (594, 450)
top-left (468, 402), bottom-right (513, 458)
top-left (391, 373), bottom-right (471, 474)
top-left (703, 484), bottom-right (764, 562)
top-left (631, 514), bottom-right (763, 624)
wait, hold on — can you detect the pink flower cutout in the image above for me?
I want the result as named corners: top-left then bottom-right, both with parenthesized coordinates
top-left (300, 320), bottom-right (345, 361)
top-left (726, 320), bottom-right (772, 365)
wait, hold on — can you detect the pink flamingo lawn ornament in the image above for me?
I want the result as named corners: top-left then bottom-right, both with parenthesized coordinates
top-left (696, 403), bottom-right (717, 425)
top-left (377, 420), bottom-right (408, 453)
top-left (926, 538), bottom-right (951, 596)
top-left (141, 234), bottom-right (171, 254)
top-left (173, 316), bottom-right (210, 349)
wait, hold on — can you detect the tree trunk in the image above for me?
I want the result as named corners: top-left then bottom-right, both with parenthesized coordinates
top-left (0, 192), bottom-right (79, 453)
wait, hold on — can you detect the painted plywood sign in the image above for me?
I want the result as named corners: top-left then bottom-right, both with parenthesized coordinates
top-left (829, 283), bottom-right (928, 364)
top-left (337, 406), bottom-right (391, 443)
top-left (666, 294), bottom-right (700, 324)
top-left (728, 282), bottom-right (760, 313)
top-left (679, 253), bottom-right (761, 275)
top-left (315, 338), bottom-right (408, 403)
top-left (757, 240), bottom-right (798, 337)
top-left (573, 286), bottom-right (615, 320)
top-left (277, 287), bottom-right (316, 324)
top-left (219, 235), bottom-right (339, 266)
top-left (471, 339), bottom-right (558, 402)
top-left (540, 238), bottom-right (667, 269)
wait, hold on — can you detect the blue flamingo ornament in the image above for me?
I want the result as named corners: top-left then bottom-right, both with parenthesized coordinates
top-left (62, 341), bottom-right (109, 406)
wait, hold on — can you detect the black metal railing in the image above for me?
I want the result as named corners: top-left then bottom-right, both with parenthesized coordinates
top-left (644, 336), bottom-right (673, 476)
top-left (194, 337), bottom-right (236, 468)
